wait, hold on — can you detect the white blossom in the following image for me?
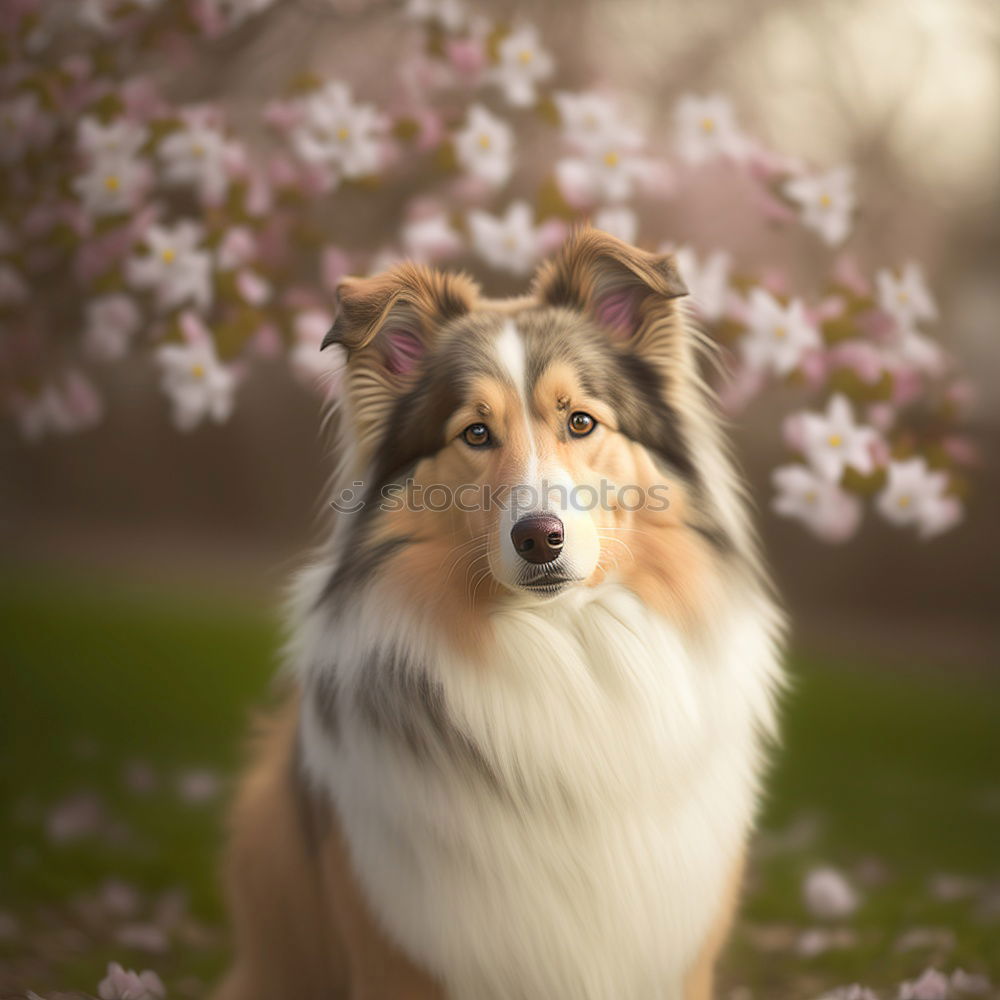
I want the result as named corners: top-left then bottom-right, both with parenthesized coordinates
top-left (292, 82), bottom-right (386, 182)
top-left (405, 0), bottom-right (466, 31)
top-left (555, 123), bottom-right (648, 205)
top-left (741, 288), bottom-right (821, 376)
top-left (83, 294), bottom-right (142, 361)
top-left (401, 212), bottom-right (463, 262)
top-left (128, 222), bottom-right (213, 312)
top-left (158, 120), bottom-right (230, 203)
top-left (593, 206), bottom-right (638, 245)
top-left (674, 93), bottom-right (745, 165)
top-left (453, 104), bottom-right (514, 187)
top-left (78, 117), bottom-right (148, 161)
top-left (671, 245), bottom-right (731, 323)
top-left (155, 332), bottom-right (236, 431)
top-left (877, 458), bottom-right (962, 539)
top-left (468, 200), bottom-right (545, 275)
top-left (487, 25), bottom-right (553, 107)
top-left (784, 166), bottom-right (856, 246)
top-left (72, 155), bottom-right (149, 217)
top-left (876, 262), bottom-right (938, 332)
top-left (803, 866), bottom-right (860, 919)
top-left (772, 465), bottom-right (862, 543)
top-left (554, 91), bottom-right (621, 154)
top-left (799, 394), bottom-right (879, 481)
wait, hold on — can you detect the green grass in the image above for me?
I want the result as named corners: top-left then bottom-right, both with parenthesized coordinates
top-left (1, 569), bottom-right (997, 997)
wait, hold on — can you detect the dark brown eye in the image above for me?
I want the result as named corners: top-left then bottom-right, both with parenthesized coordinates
top-left (568, 411), bottom-right (596, 437)
top-left (462, 422), bottom-right (491, 447)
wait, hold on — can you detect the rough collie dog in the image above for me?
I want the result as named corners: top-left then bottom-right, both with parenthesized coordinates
top-left (215, 229), bottom-right (784, 1000)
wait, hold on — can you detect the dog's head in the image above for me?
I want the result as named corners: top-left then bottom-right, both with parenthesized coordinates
top-left (324, 228), bottom-right (742, 640)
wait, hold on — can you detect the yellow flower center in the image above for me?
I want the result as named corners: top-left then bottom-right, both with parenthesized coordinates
top-left (477, 133), bottom-right (491, 149)
top-left (898, 291), bottom-right (909, 304)
top-left (804, 490), bottom-right (818, 504)
top-left (518, 49), bottom-right (534, 64)
top-left (190, 364), bottom-right (205, 379)
top-left (104, 175), bottom-right (120, 192)
top-left (503, 235), bottom-right (518, 250)
top-left (192, 143), bottom-right (206, 157)
top-left (161, 248), bottom-right (176, 264)
top-left (827, 433), bottom-right (843, 448)
top-left (336, 126), bottom-right (350, 141)
top-left (700, 117), bottom-right (715, 134)
top-left (773, 325), bottom-right (787, 340)
top-left (603, 150), bottom-right (620, 168)
top-left (897, 494), bottom-right (912, 510)
top-left (819, 192), bottom-right (832, 208)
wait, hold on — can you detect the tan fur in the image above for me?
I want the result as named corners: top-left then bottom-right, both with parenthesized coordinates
top-left (683, 851), bottom-right (745, 1000)
top-left (214, 695), bottom-right (443, 1000)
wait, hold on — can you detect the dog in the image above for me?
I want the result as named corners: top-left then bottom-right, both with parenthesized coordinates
top-left (214, 228), bottom-right (785, 1000)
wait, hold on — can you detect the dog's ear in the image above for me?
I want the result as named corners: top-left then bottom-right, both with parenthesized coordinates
top-left (533, 227), bottom-right (687, 352)
top-left (323, 263), bottom-right (478, 378)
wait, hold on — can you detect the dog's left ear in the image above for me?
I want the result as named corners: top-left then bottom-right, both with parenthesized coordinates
top-left (533, 228), bottom-right (687, 352)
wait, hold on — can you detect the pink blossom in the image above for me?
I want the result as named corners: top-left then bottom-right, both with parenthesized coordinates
top-left (263, 99), bottom-right (304, 131)
top-left (236, 268), bottom-right (271, 305)
top-left (446, 37), bottom-right (487, 79)
top-left (321, 247), bottom-right (351, 292)
top-left (802, 866), bottom-right (860, 918)
top-left (941, 436), bottom-right (979, 467)
top-left (830, 341), bottom-right (885, 384)
top-left (216, 227), bottom-right (257, 270)
top-left (866, 402), bottom-right (896, 433)
top-left (717, 362), bottom-right (765, 414)
top-left (253, 323), bottom-right (282, 358)
top-left (833, 254), bottom-right (872, 297)
top-left (97, 962), bottom-right (165, 1000)
top-left (46, 792), bottom-right (106, 843)
top-left (899, 968), bottom-right (951, 1000)
top-left (411, 107), bottom-right (446, 152)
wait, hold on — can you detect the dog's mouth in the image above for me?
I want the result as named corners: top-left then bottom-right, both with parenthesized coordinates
top-left (517, 571), bottom-right (584, 597)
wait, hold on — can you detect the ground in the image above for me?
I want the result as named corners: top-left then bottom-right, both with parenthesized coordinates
top-left (1, 568), bottom-right (997, 999)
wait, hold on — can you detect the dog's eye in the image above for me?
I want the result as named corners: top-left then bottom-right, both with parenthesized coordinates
top-left (568, 412), bottom-right (597, 437)
top-left (462, 423), bottom-right (491, 447)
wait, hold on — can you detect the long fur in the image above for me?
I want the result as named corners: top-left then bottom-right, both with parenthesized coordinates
top-left (216, 229), bottom-right (786, 1000)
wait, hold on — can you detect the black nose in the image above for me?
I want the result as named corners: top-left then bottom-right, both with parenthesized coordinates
top-left (511, 514), bottom-right (564, 564)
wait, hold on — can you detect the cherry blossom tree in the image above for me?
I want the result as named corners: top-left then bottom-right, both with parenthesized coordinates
top-left (0, 0), bottom-right (973, 543)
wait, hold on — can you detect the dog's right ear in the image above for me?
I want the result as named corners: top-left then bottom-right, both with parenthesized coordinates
top-left (323, 264), bottom-right (479, 454)
top-left (323, 264), bottom-right (478, 379)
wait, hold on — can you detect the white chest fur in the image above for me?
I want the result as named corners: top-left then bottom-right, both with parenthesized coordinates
top-left (298, 579), bottom-right (782, 1000)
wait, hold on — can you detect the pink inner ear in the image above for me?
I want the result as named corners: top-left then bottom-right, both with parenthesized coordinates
top-left (383, 328), bottom-right (423, 376)
top-left (594, 287), bottom-right (639, 339)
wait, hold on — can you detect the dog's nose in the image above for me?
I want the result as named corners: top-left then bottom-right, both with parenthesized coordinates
top-left (511, 514), bottom-right (564, 564)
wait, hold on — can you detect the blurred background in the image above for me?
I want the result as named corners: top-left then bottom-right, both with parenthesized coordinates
top-left (2, 1), bottom-right (998, 997)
